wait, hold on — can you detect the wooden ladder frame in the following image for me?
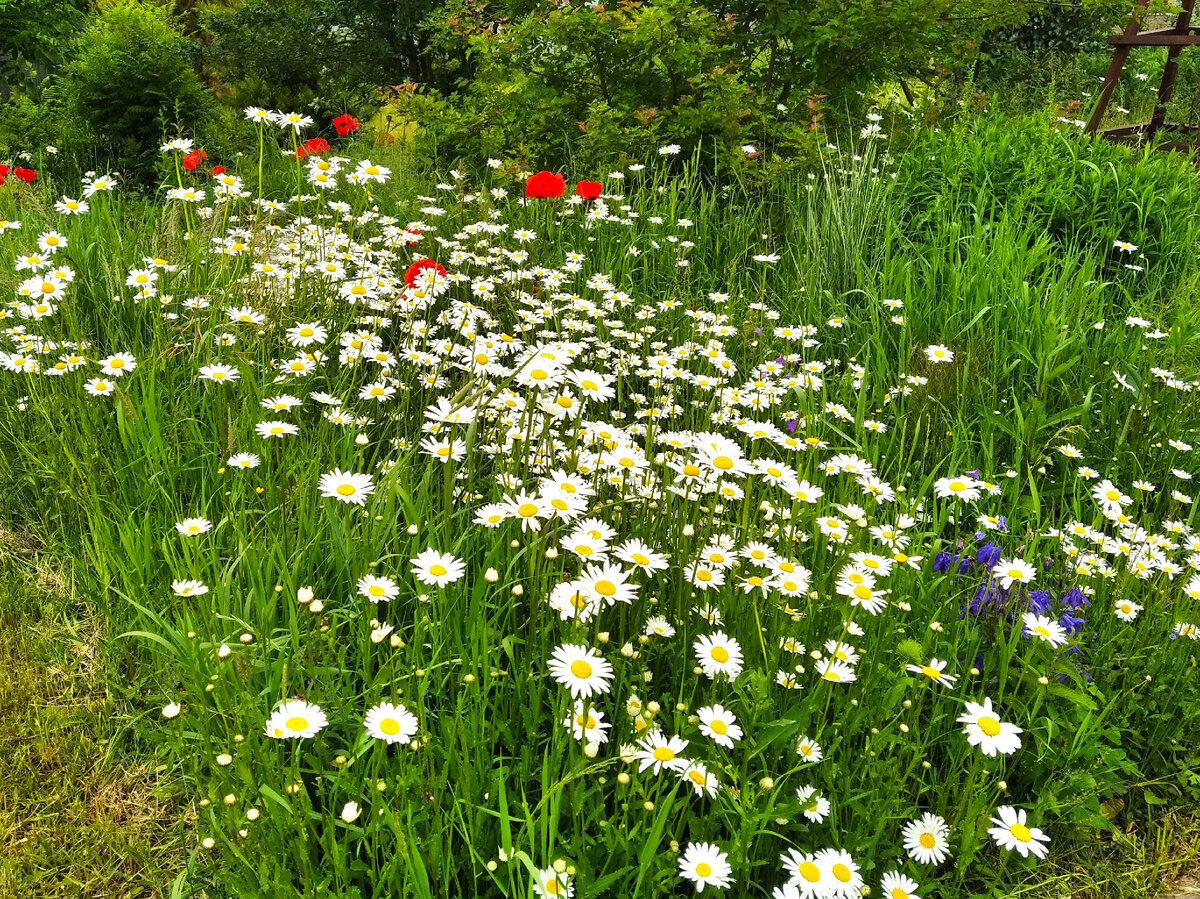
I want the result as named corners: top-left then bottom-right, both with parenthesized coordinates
top-left (1086, 0), bottom-right (1200, 151)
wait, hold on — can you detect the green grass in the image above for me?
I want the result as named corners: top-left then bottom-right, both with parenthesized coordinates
top-left (0, 531), bottom-right (183, 898)
top-left (0, 119), bottom-right (1199, 898)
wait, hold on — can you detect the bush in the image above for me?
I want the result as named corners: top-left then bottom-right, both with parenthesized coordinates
top-left (60, 1), bottom-right (217, 183)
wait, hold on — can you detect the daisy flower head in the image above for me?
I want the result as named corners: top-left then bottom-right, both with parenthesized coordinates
top-left (227, 452), bottom-right (260, 470)
top-left (1021, 612), bottom-right (1069, 647)
top-left (171, 579), bottom-right (208, 597)
top-left (696, 704), bottom-right (742, 747)
top-left (796, 785), bottom-right (831, 823)
top-left (562, 699), bottom-right (611, 743)
top-left (779, 849), bottom-right (826, 895)
top-left (992, 557), bottom-right (1035, 589)
top-left (318, 469), bottom-right (375, 505)
top-left (693, 632), bottom-right (744, 680)
top-left (795, 735), bottom-right (822, 762)
top-left (175, 517), bottom-right (213, 537)
top-left (958, 697), bottom-right (1022, 756)
top-left (988, 806), bottom-right (1050, 858)
top-left (906, 657), bottom-right (957, 687)
top-left (678, 842), bottom-right (733, 893)
top-left (534, 868), bottom-right (574, 899)
top-left (357, 574), bottom-right (400, 602)
top-left (924, 344), bottom-right (954, 363)
top-left (901, 812), bottom-right (951, 864)
top-left (880, 871), bottom-right (921, 899)
top-left (410, 549), bottom-right (465, 587)
top-left (264, 699), bottom-right (327, 739)
top-left (815, 849), bottom-right (862, 898)
top-left (633, 729), bottom-right (690, 774)
top-left (1114, 599), bottom-right (1142, 621)
top-left (548, 644), bottom-right (613, 698)
top-left (364, 702), bottom-right (418, 745)
top-left (98, 352), bottom-right (136, 377)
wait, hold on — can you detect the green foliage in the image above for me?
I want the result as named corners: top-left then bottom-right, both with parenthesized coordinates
top-left (893, 117), bottom-right (1200, 299)
top-left (60, 1), bottom-right (216, 182)
top-left (2, 123), bottom-right (1200, 897)
top-left (423, 0), bottom-right (773, 170)
top-left (200, 0), bottom-right (455, 115)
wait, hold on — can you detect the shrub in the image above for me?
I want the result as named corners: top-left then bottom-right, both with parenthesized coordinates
top-left (60, 1), bottom-right (216, 183)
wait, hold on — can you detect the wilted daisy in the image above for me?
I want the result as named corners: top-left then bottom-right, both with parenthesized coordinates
top-left (364, 702), bottom-right (419, 745)
top-left (264, 699), bottom-right (327, 739)
top-left (678, 842), bottom-right (732, 893)
top-left (987, 806), bottom-right (1050, 858)
top-left (318, 469), bottom-right (375, 505)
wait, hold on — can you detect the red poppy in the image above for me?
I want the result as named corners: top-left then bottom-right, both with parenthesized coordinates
top-left (304, 137), bottom-right (331, 156)
top-left (210, 164), bottom-right (226, 176)
top-left (333, 114), bottom-right (360, 136)
top-left (183, 149), bottom-right (207, 171)
top-left (404, 258), bottom-right (446, 288)
top-left (0, 164), bottom-right (9, 177)
top-left (0, 176), bottom-right (5, 187)
top-left (525, 170), bottom-right (565, 199)
top-left (576, 180), bottom-right (602, 200)
top-left (13, 167), bottom-right (37, 184)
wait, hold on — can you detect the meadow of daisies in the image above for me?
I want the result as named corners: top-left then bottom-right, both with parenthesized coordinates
top-left (1, 115), bottom-right (1200, 899)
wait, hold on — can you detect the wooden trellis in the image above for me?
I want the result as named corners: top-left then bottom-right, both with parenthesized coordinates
top-left (1087, 0), bottom-right (1200, 151)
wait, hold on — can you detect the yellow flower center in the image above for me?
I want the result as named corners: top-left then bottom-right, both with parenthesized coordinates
top-left (517, 502), bottom-right (539, 517)
top-left (695, 863), bottom-right (712, 878)
top-left (832, 864), bottom-right (852, 882)
top-left (285, 716), bottom-right (309, 731)
top-left (569, 660), bottom-right (592, 679)
top-left (921, 666), bottom-right (941, 680)
top-left (595, 580), bottom-right (616, 597)
top-left (1010, 823), bottom-right (1032, 842)
top-left (710, 646), bottom-right (730, 663)
top-left (429, 564), bottom-right (447, 577)
top-left (920, 833), bottom-right (936, 849)
top-left (712, 455), bottom-right (734, 470)
top-left (710, 720), bottom-right (727, 735)
top-left (380, 718), bottom-right (400, 735)
top-left (336, 484), bottom-right (355, 496)
top-left (853, 585), bottom-right (872, 600)
top-left (798, 862), bottom-right (821, 883)
top-left (978, 716), bottom-right (1002, 737)
top-left (652, 746), bottom-right (675, 762)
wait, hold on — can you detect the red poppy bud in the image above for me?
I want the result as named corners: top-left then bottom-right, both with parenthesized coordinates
top-left (525, 171), bottom-right (565, 199)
